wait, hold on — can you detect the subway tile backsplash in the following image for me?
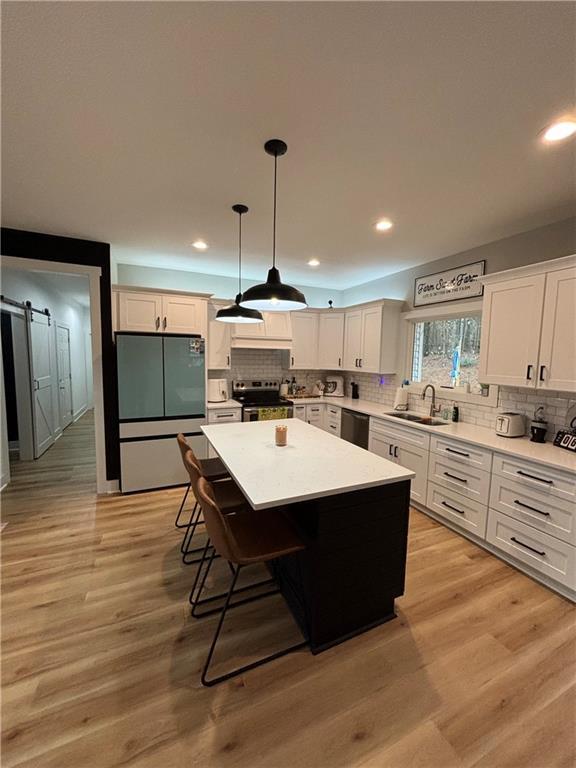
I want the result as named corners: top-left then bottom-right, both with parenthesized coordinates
top-left (210, 349), bottom-right (576, 442)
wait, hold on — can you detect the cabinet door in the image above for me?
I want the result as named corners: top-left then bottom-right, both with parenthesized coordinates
top-left (294, 405), bottom-right (306, 421)
top-left (264, 312), bottom-right (292, 339)
top-left (208, 318), bottom-right (231, 369)
top-left (291, 313), bottom-right (319, 369)
top-left (394, 441), bottom-right (428, 504)
top-left (369, 432), bottom-right (395, 462)
top-left (359, 307), bottom-right (382, 372)
top-left (306, 404), bottom-right (324, 427)
top-left (162, 296), bottom-right (207, 337)
top-left (118, 292), bottom-right (162, 332)
top-left (537, 267), bottom-right (576, 392)
top-left (478, 275), bottom-right (545, 386)
top-left (234, 318), bottom-right (265, 338)
top-left (318, 313), bottom-right (344, 369)
top-left (343, 310), bottom-right (362, 371)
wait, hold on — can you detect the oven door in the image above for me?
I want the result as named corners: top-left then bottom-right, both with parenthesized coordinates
top-left (243, 405), bottom-right (293, 422)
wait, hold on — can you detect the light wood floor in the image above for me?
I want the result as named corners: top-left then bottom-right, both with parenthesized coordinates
top-left (2, 412), bottom-right (575, 768)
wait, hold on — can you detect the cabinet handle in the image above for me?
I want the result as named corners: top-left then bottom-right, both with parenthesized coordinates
top-left (227, 355), bottom-right (230, 366)
top-left (394, 446), bottom-right (399, 458)
top-left (443, 471), bottom-right (467, 484)
top-left (514, 499), bottom-right (550, 517)
top-left (155, 316), bottom-right (160, 330)
top-left (359, 358), bottom-right (362, 368)
top-left (516, 469), bottom-right (553, 485)
top-left (441, 500), bottom-right (465, 515)
top-left (389, 444), bottom-right (393, 456)
top-left (526, 364), bottom-right (533, 380)
top-left (216, 413), bottom-right (235, 419)
top-left (163, 316), bottom-right (167, 330)
top-left (446, 447), bottom-right (470, 458)
top-left (539, 365), bottom-right (546, 382)
top-left (338, 357), bottom-right (341, 367)
top-left (355, 358), bottom-right (358, 367)
top-left (291, 356), bottom-right (294, 366)
top-left (510, 537), bottom-right (545, 557)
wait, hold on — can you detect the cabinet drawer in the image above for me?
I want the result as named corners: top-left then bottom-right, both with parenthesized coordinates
top-left (428, 453), bottom-right (491, 504)
top-left (370, 418), bottom-right (430, 450)
top-left (326, 419), bottom-right (341, 437)
top-left (486, 510), bottom-right (575, 589)
top-left (492, 453), bottom-right (576, 503)
top-left (490, 475), bottom-right (576, 545)
top-left (325, 405), bottom-right (341, 422)
top-left (294, 406), bottom-right (306, 421)
top-left (430, 435), bottom-right (492, 472)
top-left (207, 409), bottom-right (241, 424)
top-left (427, 482), bottom-right (488, 538)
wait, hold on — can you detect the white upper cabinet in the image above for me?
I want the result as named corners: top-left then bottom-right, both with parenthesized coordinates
top-left (207, 303), bottom-right (231, 369)
top-left (478, 275), bottom-right (546, 387)
top-left (116, 291), bottom-right (207, 336)
top-left (162, 295), bottom-right (207, 337)
top-left (478, 257), bottom-right (576, 392)
top-left (343, 310), bottom-right (363, 370)
top-left (317, 313), bottom-right (344, 369)
top-left (232, 311), bottom-right (292, 348)
top-left (342, 304), bottom-right (400, 374)
top-left (537, 266), bottom-right (576, 392)
top-left (118, 292), bottom-right (163, 332)
top-left (263, 312), bottom-right (292, 339)
top-left (290, 313), bottom-right (319, 369)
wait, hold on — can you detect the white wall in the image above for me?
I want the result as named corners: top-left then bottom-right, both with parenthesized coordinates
top-left (0, 268), bottom-right (92, 430)
top-left (116, 263), bottom-right (343, 308)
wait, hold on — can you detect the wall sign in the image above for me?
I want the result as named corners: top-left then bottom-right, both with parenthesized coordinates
top-left (414, 261), bottom-right (485, 306)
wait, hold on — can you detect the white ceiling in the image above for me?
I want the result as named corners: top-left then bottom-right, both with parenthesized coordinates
top-left (2, 2), bottom-right (575, 290)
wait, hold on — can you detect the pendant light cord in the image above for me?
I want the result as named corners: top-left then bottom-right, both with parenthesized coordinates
top-left (272, 153), bottom-right (277, 269)
top-left (238, 211), bottom-right (242, 294)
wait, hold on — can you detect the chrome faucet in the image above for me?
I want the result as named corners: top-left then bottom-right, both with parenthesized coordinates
top-left (421, 384), bottom-right (441, 417)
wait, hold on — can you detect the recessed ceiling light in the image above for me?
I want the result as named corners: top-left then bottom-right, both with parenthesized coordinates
top-left (541, 119), bottom-right (576, 143)
top-left (307, 258), bottom-right (320, 267)
top-left (192, 239), bottom-right (208, 250)
top-left (375, 218), bottom-right (393, 232)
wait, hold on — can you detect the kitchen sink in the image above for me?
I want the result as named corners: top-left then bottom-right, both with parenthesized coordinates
top-left (385, 412), bottom-right (448, 426)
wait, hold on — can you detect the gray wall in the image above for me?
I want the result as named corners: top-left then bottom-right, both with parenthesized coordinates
top-left (341, 217), bottom-right (576, 307)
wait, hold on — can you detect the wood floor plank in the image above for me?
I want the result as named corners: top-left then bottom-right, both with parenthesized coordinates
top-left (1, 411), bottom-right (575, 768)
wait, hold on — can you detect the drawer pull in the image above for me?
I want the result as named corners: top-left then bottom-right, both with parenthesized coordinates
top-left (443, 471), bottom-right (468, 484)
top-left (389, 444), bottom-right (393, 457)
top-left (514, 499), bottom-right (550, 517)
top-left (510, 537), bottom-right (545, 557)
top-left (441, 500), bottom-right (465, 515)
top-left (394, 446), bottom-right (399, 458)
top-left (516, 469), bottom-right (553, 485)
top-left (216, 413), bottom-right (235, 419)
top-left (445, 447), bottom-right (470, 458)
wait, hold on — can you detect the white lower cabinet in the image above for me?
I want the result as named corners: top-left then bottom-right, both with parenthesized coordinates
top-left (369, 417), bottom-right (429, 504)
top-left (324, 403), bottom-right (341, 437)
top-left (294, 405), bottom-right (306, 421)
top-left (486, 510), bottom-right (575, 590)
top-left (428, 453), bottom-right (491, 505)
top-left (426, 482), bottom-right (488, 538)
top-left (306, 404), bottom-right (324, 428)
top-left (207, 407), bottom-right (241, 457)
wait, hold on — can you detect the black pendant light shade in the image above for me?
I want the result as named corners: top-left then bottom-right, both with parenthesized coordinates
top-left (216, 204), bottom-right (263, 324)
top-left (240, 139), bottom-right (307, 312)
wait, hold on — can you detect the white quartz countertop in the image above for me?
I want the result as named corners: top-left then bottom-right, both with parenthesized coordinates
top-left (206, 399), bottom-right (241, 410)
top-left (280, 396), bottom-right (576, 474)
top-left (202, 418), bottom-right (414, 510)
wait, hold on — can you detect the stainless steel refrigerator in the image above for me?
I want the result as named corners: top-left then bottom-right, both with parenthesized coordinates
top-left (116, 332), bottom-right (207, 492)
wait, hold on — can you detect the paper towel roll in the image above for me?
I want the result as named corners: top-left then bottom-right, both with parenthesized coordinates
top-left (393, 387), bottom-right (409, 410)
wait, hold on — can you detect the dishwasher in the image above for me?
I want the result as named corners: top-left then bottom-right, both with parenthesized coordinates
top-left (340, 409), bottom-right (369, 449)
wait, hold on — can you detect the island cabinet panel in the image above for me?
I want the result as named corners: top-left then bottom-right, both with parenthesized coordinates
top-left (273, 480), bottom-right (411, 653)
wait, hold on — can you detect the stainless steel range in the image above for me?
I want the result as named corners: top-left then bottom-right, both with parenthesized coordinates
top-left (232, 380), bottom-right (293, 421)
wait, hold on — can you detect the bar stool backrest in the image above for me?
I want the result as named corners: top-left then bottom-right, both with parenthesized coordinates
top-left (176, 433), bottom-right (193, 468)
top-left (195, 476), bottom-right (236, 562)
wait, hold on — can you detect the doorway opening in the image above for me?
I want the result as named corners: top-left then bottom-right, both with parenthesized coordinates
top-left (0, 266), bottom-right (95, 490)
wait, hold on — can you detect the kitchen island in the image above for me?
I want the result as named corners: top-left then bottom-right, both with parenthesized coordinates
top-left (202, 418), bottom-right (414, 653)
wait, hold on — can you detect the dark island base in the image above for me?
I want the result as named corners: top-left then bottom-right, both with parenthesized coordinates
top-left (271, 479), bottom-right (411, 654)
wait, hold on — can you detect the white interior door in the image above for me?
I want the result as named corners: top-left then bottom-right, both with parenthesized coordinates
top-left (27, 312), bottom-right (55, 458)
top-left (57, 325), bottom-right (73, 429)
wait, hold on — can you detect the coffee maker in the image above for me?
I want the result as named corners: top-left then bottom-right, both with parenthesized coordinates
top-left (530, 406), bottom-right (547, 443)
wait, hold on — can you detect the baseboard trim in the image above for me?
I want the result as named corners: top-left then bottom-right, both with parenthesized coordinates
top-left (73, 405), bottom-right (88, 422)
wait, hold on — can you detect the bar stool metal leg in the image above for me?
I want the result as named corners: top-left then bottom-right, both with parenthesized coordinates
top-left (200, 564), bottom-right (307, 687)
top-left (174, 483), bottom-right (192, 528)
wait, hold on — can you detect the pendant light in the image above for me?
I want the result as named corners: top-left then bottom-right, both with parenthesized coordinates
top-left (216, 204), bottom-right (263, 323)
top-left (240, 139), bottom-right (307, 312)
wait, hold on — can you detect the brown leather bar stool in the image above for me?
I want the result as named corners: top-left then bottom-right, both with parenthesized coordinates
top-left (193, 476), bottom-right (307, 687)
top-left (180, 445), bottom-right (247, 567)
top-left (174, 433), bottom-right (229, 529)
